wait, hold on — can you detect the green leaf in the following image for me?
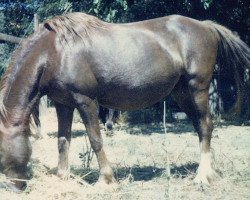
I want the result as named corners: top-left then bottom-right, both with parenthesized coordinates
top-left (93, 0), bottom-right (99, 5)
top-left (201, 0), bottom-right (213, 9)
top-left (93, 8), bottom-right (98, 14)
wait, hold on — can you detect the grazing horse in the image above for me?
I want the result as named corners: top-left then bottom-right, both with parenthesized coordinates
top-left (0, 12), bottom-right (249, 189)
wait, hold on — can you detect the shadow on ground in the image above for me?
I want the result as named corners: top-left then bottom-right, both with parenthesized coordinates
top-left (213, 120), bottom-right (250, 127)
top-left (47, 130), bottom-right (87, 138)
top-left (70, 165), bottom-right (165, 184)
top-left (170, 162), bottom-right (198, 178)
top-left (69, 162), bottom-right (198, 184)
top-left (117, 120), bottom-right (250, 135)
top-left (45, 120), bottom-right (249, 138)
top-left (119, 121), bottom-right (195, 135)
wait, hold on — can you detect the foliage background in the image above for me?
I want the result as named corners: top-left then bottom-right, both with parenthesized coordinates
top-left (0, 0), bottom-right (249, 121)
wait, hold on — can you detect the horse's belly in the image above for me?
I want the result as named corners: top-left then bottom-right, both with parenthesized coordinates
top-left (93, 44), bottom-right (182, 109)
top-left (97, 73), bottom-right (180, 110)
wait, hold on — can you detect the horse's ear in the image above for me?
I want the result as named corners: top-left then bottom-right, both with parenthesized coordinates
top-left (44, 23), bottom-right (55, 32)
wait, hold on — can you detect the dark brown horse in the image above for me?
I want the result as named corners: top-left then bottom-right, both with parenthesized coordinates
top-left (0, 12), bottom-right (249, 189)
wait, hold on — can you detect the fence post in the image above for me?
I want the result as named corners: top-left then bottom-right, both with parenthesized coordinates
top-left (34, 13), bottom-right (39, 31)
top-left (0, 33), bottom-right (22, 44)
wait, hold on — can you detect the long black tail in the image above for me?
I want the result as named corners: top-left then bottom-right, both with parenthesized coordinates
top-left (204, 21), bottom-right (249, 69)
top-left (205, 21), bottom-right (250, 117)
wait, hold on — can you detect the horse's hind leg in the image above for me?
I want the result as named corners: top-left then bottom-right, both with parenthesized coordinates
top-left (74, 95), bottom-right (115, 184)
top-left (172, 77), bottom-right (219, 184)
top-left (55, 102), bottom-right (74, 179)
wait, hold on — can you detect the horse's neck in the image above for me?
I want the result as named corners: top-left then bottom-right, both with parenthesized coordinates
top-left (3, 56), bottom-right (44, 127)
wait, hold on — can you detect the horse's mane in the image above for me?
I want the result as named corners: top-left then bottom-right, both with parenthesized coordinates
top-left (0, 12), bottom-right (104, 121)
top-left (0, 29), bottom-right (45, 121)
top-left (44, 12), bottom-right (107, 46)
top-left (0, 44), bottom-right (26, 120)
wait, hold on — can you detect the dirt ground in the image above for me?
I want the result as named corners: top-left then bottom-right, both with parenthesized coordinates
top-left (0, 108), bottom-right (250, 200)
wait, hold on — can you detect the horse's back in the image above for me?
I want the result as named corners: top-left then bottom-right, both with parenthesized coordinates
top-left (44, 14), bottom-right (218, 110)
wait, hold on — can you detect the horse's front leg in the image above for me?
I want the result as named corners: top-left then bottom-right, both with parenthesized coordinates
top-left (55, 103), bottom-right (74, 179)
top-left (74, 94), bottom-right (115, 184)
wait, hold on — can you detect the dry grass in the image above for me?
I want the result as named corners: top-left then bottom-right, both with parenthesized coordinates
top-left (0, 108), bottom-right (250, 200)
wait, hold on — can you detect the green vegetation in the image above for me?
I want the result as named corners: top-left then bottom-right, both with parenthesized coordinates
top-left (0, 0), bottom-right (249, 120)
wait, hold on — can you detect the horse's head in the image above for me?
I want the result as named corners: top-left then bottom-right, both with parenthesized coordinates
top-left (0, 122), bottom-right (31, 190)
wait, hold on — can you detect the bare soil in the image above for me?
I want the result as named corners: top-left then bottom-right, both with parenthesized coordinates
top-left (1, 109), bottom-right (250, 200)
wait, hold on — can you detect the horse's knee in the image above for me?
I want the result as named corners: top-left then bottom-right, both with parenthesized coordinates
top-left (88, 136), bottom-right (103, 153)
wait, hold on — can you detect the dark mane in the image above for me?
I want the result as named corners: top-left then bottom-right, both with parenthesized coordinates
top-left (0, 28), bottom-right (46, 120)
top-left (44, 12), bottom-right (107, 46)
top-left (0, 12), bottom-right (105, 120)
top-left (0, 44), bottom-right (27, 119)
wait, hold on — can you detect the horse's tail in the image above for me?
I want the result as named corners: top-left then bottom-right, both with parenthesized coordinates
top-left (204, 21), bottom-right (250, 118)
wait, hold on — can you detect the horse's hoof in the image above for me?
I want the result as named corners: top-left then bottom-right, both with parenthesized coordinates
top-left (57, 169), bottom-right (70, 180)
top-left (193, 169), bottom-right (220, 185)
top-left (0, 181), bottom-right (22, 193)
top-left (95, 176), bottom-right (118, 191)
top-left (98, 174), bottom-right (117, 184)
